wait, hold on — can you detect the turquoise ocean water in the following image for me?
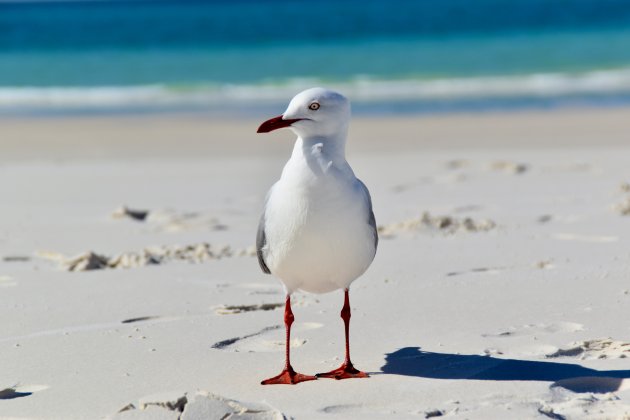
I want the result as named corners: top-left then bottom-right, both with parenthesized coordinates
top-left (3, 0), bottom-right (630, 115)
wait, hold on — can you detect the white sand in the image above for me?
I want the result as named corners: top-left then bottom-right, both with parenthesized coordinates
top-left (1, 108), bottom-right (630, 419)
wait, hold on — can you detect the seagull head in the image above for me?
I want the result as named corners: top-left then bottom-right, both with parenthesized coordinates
top-left (257, 87), bottom-right (350, 139)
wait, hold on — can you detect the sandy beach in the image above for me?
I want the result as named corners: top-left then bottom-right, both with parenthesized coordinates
top-left (2, 107), bottom-right (630, 419)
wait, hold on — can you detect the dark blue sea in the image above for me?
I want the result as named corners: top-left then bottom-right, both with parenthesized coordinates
top-left (2, 0), bottom-right (630, 115)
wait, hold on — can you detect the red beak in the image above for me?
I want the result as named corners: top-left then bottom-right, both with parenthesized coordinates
top-left (257, 115), bottom-right (302, 133)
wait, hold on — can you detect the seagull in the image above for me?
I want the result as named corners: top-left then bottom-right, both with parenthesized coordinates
top-left (256, 87), bottom-right (378, 385)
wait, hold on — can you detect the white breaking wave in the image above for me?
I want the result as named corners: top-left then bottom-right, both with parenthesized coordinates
top-left (2, 68), bottom-right (630, 111)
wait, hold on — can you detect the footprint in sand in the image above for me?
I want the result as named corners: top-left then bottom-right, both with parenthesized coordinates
top-left (614, 197), bottom-right (630, 215)
top-left (489, 160), bottom-right (529, 174)
top-left (613, 183), bottom-right (630, 215)
top-left (540, 381), bottom-right (630, 419)
top-left (534, 260), bottom-right (555, 270)
top-left (446, 266), bottom-right (507, 277)
top-left (378, 212), bottom-right (496, 238)
top-left (320, 404), bottom-right (403, 417)
top-left (121, 316), bottom-right (161, 324)
top-left (540, 162), bottom-right (594, 173)
top-left (483, 322), bottom-right (584, 338)
top-left (211, 322), bottom-right (323, 352)
top-left (320, 404), bottom-right (368, 414)
top-left (0, 384), bottom-right (48, 400)
top-left (37, 242), bottom-right (246, 272)
top-left (215, 289), bottom-right (320, 308)
top-left (214, 293), bottom-right (319, 315)
top-left (552, 233), bottom-right (618, 243)
top-left (2, 256), bottom-right (31, 263)
top-left (233, 282), bottom-right (284, 296)
top-left (113, 206), bottom-right (228, 233)
top-left (0, 275), bottom-right (17, 288)
top-left (390, 175), bottom-right (434, 193)
top-left (215, 303), bottom-right (284, 315)
top-left (551, 376), bottom-right (630, 393)
top-left (113, 391), bottom-right (284, 420)
top-left (546, 338), bottom-right (630, 360)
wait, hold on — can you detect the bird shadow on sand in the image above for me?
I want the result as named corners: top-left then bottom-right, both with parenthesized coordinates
top-left (380, 347), bottom-right (630, 393)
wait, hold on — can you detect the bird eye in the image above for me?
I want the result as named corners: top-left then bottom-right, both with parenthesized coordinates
top-left (308, 102), bottom-right (320, 111)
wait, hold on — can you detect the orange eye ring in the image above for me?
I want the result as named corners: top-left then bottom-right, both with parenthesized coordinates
top-left (309, 102), bottom-right (320, 111)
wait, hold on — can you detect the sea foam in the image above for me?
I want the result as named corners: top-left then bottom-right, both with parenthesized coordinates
top-left (2, 68), bottom-right (630, 114)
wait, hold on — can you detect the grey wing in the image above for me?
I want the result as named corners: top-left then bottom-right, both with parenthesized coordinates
top-left (256, 213), bottom-right (271, 274)
top-left (358, 179), bottom-right (378, 251)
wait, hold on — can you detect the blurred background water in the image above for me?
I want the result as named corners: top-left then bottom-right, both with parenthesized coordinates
top-left (2, 0), bottom-right (630, 115)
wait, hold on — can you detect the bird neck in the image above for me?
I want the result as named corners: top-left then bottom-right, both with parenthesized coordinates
top-left (296, 133), bottom-right (347, 162)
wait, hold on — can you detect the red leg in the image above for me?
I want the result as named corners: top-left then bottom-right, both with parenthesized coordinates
top-left (316, 288), bottom-right (369, 380)
top-left (261, 294), bottom-right (317, 385)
